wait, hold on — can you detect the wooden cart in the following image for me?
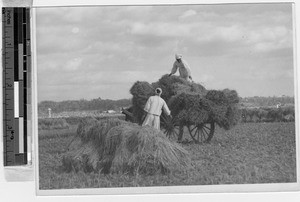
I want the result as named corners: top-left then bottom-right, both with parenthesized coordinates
top-left (122, 105), bottom-right (216, 144)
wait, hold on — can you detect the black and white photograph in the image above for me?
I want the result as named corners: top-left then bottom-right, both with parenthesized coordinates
top-left (35, 2), bottom-right (298, 194)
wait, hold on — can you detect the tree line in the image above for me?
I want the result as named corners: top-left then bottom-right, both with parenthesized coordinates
top-left (240, 96), bottom-right (294, 107)
top-left (38, 96), bottom-right (295, 123)
top-left (38, 98), bottom-right (131, 115)
top-left (240, 106), bottom-right (295, 123)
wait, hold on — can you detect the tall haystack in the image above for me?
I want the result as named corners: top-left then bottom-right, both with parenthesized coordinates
top-left (62, 118), bottom-right (191, 174)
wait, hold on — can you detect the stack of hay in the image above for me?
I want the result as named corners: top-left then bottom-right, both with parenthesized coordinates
top-left (152, 74), bottom-right (206, 102)
top-left (129, 74), bottom-right (240, 130)
top-left (168, 89), bottom-right (240, 130)
top-left (130, 74), bottom-right (207, 124)
top-left (205, 89), bottom-right (240, 129)
top-left (62, 118), bottom-right (191, 174)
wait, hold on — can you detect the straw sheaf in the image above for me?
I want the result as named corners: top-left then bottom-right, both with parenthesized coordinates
top-left (77, 117), bottom-right (126, 143)
top-left (102, 125), bottom-right (191, 174)
top-left (62, 118), bottom-right (191, 174)
top-left (62, 141), bottom-right (99, 173)
top-left (167, 90), bottom-right (240, 129)
top-left (130, 81), bottom-right (155, 124)
top-left (152, 74), bottom-right (206, 103)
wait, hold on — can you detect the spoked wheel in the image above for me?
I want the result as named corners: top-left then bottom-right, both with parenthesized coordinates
top-left (161, 115), bottom-right (180, 141)
top-left (187, 122), bottom-right (215, 143)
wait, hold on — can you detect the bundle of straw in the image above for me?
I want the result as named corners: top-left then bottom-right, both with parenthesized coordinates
top-left (102, 125), bottom-right (191, 174)
top-left (62, 141), bottom-right (99, 172)
top-left (152, 74), bottom-right (206, 102)
top-left (168, 91), bottom-right (240, 130)
top-left (130, 81), bottom-right (155, 124)
top-left (62, 118), bottom-right (191, 174)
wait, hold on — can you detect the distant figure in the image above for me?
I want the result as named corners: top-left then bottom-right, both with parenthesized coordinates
top-left (169, 54), bottom-right (193, 82)
top-left (276, 103), bottom-right (282, 108)
top-left (48, 108), bottom-right (52, 118)
top-left (142, 88), bottom-right (171, 130)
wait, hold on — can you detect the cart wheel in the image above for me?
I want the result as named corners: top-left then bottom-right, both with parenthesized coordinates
top-left (187, 122), bottom-right (215, 143)
top-left (161, 115), bottom-right (180, 141)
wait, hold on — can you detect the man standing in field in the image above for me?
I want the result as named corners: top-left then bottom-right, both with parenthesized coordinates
top-left (169, 53), bottom-right (193, 82)
top-left (142, 88), bottom-right (172, 130)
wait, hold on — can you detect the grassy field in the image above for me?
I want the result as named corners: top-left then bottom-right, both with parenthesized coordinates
top-left (38, 122), bottom-right (296, 189)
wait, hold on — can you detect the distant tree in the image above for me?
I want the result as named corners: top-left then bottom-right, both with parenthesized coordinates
top-left (247, 108), bottom-right (257, 122)
top-left (240, 108), bottom-right (247, 123)
top-left (282, 106), bottom-right (295, 116)
top-left (256, 108), bottom-right (268, 122)
top-left (267, 108), bottom-right (284, 122)
top-left (38, 98), bottom-right (131, 114)
top-left (240, 96), bottom-right (294, 108)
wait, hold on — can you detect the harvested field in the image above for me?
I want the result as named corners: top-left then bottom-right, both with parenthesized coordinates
top-left (38, 121), bottom-right (296, 189)
top-left (38, 118), bottom-right (69, 130)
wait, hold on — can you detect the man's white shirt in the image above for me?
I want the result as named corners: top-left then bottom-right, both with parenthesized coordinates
top-left (144, 95), bottom-right (171, 116)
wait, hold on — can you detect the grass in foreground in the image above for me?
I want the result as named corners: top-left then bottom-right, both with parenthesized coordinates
top-left (38, 122), bottom-right (296, 189)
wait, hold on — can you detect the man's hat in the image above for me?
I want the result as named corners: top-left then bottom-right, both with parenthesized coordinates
top-left (155, 88), bottom-right (162, 95)
top-left (175, 54), bottom-right (182, 59)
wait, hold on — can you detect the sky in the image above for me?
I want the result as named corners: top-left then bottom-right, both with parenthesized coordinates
top-left (36, 3), bottom-right (295, 102)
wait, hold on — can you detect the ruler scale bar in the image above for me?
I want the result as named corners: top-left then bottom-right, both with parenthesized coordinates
top-left (17, 8), bottom-right (23, 44)
top-left (24, 72), bottom-right (27, 103)
top-left (14, 118), bottom-right (19, 154)
top-left (19, 81), bottom-right (24, 117)
top-left (3, 8), bottom-right (15, 166)
top-left (3, 7), bottom-right (30, 166)
top-left (14, 82), bottom-right (19, 117)
top-left (18, 44), bottom-right (23, 80)
top-left (13, 9), bottom-right (18, 81)
top-left (23, 7), bottom-right (28, 163)
top-left (19, 117), bottom-right (24, 153)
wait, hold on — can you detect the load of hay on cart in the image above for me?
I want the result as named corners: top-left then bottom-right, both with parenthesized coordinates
top-left (122, 75), bottom-right (240, 143)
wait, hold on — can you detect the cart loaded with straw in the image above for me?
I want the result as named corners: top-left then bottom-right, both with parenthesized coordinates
top-left (122, 75), bottom-right (240, 143)
top-left (61, 75), bottom-right (240, 174)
